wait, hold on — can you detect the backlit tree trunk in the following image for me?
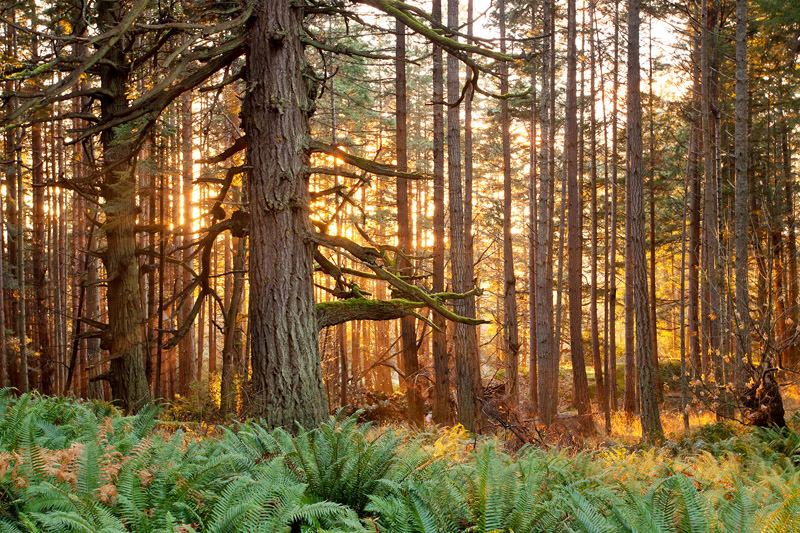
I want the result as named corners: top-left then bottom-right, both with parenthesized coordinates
top-left (448, 0), bottom-right (482, 431)
top-left (628, 0), bottom-right (663, 442)
top-left (499, 0), bottom-right (520, 406)
top-left (430, 0), bottom-right (450, 424)
top-left (179, 92), bottom-right (197, 395)
top-left (396, 20), bottom-right (423, 427)
top-left (536, 0), bottom-right (557, 425)
top-left (566, 0), bottom-right (592, 428)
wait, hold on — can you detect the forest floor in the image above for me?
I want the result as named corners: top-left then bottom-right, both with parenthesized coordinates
top-left (1, 390), bottom-right (800, 531)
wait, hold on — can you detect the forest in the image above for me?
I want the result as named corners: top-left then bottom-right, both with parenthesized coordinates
top-left (0, 0), bottom-right (800, 530)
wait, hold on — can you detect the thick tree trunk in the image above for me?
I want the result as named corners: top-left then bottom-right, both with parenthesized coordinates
top-left (244, 0), bottom-right (328, 429)
top-left (499, 0), bottom-right (520, 406)
top-left (628, 0), bottom-right (663, 442)
top-left (97, 0), bottom-right (150, 412)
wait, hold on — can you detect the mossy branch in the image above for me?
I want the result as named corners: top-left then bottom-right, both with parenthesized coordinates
top-left (312, 232), bottom-right (487, 326)
top-left (316, 298), bottom-right (425, 330)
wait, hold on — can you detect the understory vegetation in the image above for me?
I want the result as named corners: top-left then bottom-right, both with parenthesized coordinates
top-left (0, 391), bottom-right (799, 532)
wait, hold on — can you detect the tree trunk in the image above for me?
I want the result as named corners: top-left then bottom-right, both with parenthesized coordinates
top-left (32, 116), bottom-right (54, 395)
top-left (782, 124), bottom-right (798, 367)
top-left (0, 193), bottom-right (6, 388)
top-left (448, 0), bottom-right (482, 431)
top-left (688, 30), bottom-right (702, 381)
top-left (609, 0), bottom-right (620, 412)
top-left (94, 0), bottom-right (152, 411)
top-left (566, 0), bottom-right (592, 429)
top-left (499, 0), bottom-right (520, 406)
top-left (431, 0), bottom-right (450, 424)
top-left (528, 52), bottom-right (538, 413)
top-left (647, 24), bottom-right (663, 403)
top-left (463, 0), bottom-right (482, 426)
top-left (179, 92), bottom-right (197, 395)
top-left (395, 20), bottom-right (423, 427)
top-left (628, 0), bottom-right (663, 442)
top-left (536, 0), bottom-right (557, 425)
top-left (589, 2), bottom-right (607, 423)
top-left (701, 0), bottom-right (724, 414)
top-left (734, 0), bottom-right (751, 379)
top-left (244, 0), bottom-right (328, 429)
top-left (221, 235), bottom-right (245, 416)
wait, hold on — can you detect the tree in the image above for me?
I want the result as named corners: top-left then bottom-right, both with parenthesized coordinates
top-left (395, 20), bottom-right (423, 427)
top-left (733, 0), bottom-right (750, 383)
top-left (566, 0), bottom-right (592, 429)
top-left (627, 0), bottom-right (663, 442)
top-left (448, 0), bottom-right (482, 432)
top-left (244, 0), bottom-right (329, 428)
top-left (95, 0), bottom-right (151, 411)
top-left (431, 0), bottom-right (450, 423)
top-left (536, 0), bottom-right (557, 426)
top-left (499, 0), bottom-right (520, 407)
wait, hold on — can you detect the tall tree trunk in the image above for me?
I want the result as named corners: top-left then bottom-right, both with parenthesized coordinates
top-left (566, 0), bottom-right (592, 428)
top-left (463, 0), bottom-right (482, 424)
top-left (396, 20), bottom-right (423, 427)
top-left (734, 0), bottom-right (751, 378)
top-left (448, 0), bottom-right (482, 431)
top-left (628, 0), bottom-right (663, 442)
top-left (680, 134), bottom-right (691, 432)
top-left (245, 0), bottom-right (328, 429)
top-left (782, 124), bottom-right (798, 367)
top-left (247, 0), bottom-right (328, 428)
top-left (0, 193), bottom-right (6, 388)
top-left (499, 0), bottom-right (520, 406)
top-left (32, 115), bottom-right (54, 394)
top-left (688, 30), bottom-right (702, 381)
top-left (4, 17), bottom-right (18, 380)
top-left (179, 92), bottom-right (197, 395)
top-left (95, 0), bottom-right (152, 411)
top-left (431, 0), bottom-right (450, 424)
top-left (647, 22), bottom-right (663, 403)
top-left (589, 1), bottom-right (606, 422)
top-left (609, 0), bottom-right (620, 411)
top-left (16, 112), bottom-right (28, 394)
top-left (622, 0), bottom-right (636, 416)
top-left (701, 0), bottom-right (724, 412)
top-left (221, 235), bottom-right (245, 416)
top-left (536, 0), bottom-right (557, 425)
top-left (528, 49), bottom-right (538, 413)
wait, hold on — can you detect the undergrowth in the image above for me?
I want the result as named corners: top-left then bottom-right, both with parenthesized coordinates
top-left (0, 389), bottom-right (799, 532)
